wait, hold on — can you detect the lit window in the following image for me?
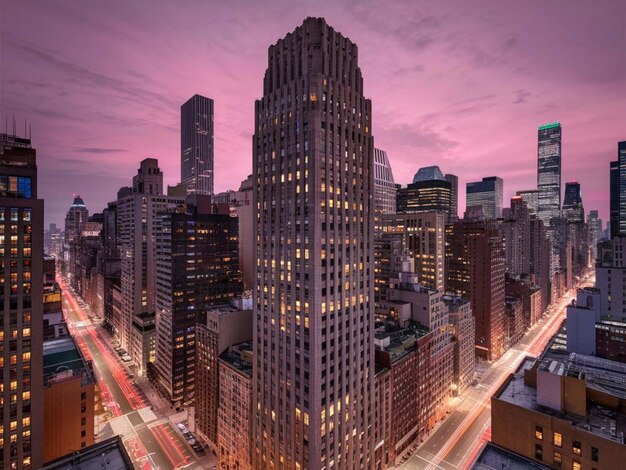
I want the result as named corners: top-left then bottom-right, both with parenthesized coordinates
top-left (572, 461), bottom-right (581, 470)
top-left (572, 440), bottom-right (581, 455)
top-left (535, 425), bottom-right (543, 440)
top-left (553, 451), bottom-right (562, 464)
top-left (553, 432), bottom-right (562, 447)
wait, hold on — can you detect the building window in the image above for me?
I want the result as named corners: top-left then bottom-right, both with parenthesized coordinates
top-left (591, 446), bottom-right (598, 462)
top-left (535, 443), bottom-right (543, 460)
top-left (554, 451), bottom-right (562, 465)
top-left (573, 440), bottom-right (581, 455)
top-left (553, 432), bottom-right (562, 447)
top-left (572, 461), bottom-right (581, 470)
top-left (535, 425), bottom-right (543, 440)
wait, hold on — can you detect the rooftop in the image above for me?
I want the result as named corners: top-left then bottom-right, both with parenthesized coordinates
top-left (42, 436), bottom-right (133, 469)
top-left (219, 341), bottom-right (253, 377)
top-left (374, 320), bottom-right (430, 363)
top-left (497, 356), bottom-right (626, 444)
top-left (43, 336), bottom-right (94, 387)
top-left (472, 442), bottom-right (552, 470)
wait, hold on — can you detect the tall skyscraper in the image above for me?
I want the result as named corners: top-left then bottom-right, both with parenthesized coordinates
top-left (562, 180), bottom-right (584, 223)
top-left (1, 133), bottom-right (44, 468)
top-left (537, 122), bottom-right (562, 224)
top-left (610, 141), bottom-right (626, 239)
top-left (117, 159), bottom-right (184, 375)
top-left (252, 18), bottom-right (374, 468)
top-left (445, 173), bottom-right (459, 223)
top-left (181, 94), bottom-right (214, 195)
top-left (373, 148), bottom-right (396, 224)
top-left (466, 176), bottom-right (503, 219)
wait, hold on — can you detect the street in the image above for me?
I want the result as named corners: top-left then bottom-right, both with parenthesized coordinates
top-left (399, 274), bottom-right (593, 470)
top-left (58, 276), bottom-right (208, 469)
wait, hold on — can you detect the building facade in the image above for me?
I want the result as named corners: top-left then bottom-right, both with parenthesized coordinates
top-left (0, 133), bottom-right (44, 469)
top-left (252, 18), bottom-right (375, 468)
top-left (217, 341), bottom-right (254, 470)
top-left (465, 176), bottom-right (503, 220)
top-left (181, 94), bottom-right (214, 195)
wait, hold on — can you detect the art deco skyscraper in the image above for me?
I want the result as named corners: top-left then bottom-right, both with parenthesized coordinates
top-left (181, 94), bottom-right (214, 195)
top-left (537, 122), bottom-right (562, 224)
top-left (1, 133), bottom-right (44, 469)
top-left (252, 18), bottom-right (374, 469)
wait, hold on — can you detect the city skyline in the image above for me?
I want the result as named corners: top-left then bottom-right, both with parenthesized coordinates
top-left (2, 0), bottom-right (624, 226)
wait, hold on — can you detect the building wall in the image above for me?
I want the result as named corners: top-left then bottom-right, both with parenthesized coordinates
top-left (43, 377), bottom-right (95, 463)
top-left (384, 212), bottom-right (445, 291)
top-left (492, 394), bottom-right (626, 470)
top-left (195, 308), bottom-right (252, 448)
top-left (217, 360), bottom-right (252, 470)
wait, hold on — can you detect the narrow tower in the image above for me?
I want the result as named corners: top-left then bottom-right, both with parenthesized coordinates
top-left (252, 18), bottom-right (374, 469)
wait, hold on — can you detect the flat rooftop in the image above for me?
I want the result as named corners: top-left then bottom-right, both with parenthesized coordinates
top-left (42, 436), bottom-right (132, 469)
top-left (374, 320), bottom-right (430, 363)
top-left (472, 442), bottom-right (552, 470)
top-left (43, 336), bottom-right (94, 387)
top-left (497, 356), bottom-right (626, 444)
top-left (219, 341), bottom-right (253, 377)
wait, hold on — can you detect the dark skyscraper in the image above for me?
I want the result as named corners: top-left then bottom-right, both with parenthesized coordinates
top-left (1, 133), bottom-right (44, 468)
top-left (155, 207), bottom-right (242, 407)
top-left (181, 94), bottom-right (214, 195)
top-left (252, 18), bottom-right (374, 468)
top-left (537, 122), bottom-right (562, 224)
top-left (562, 180), bottom-right (584, 223)
top-left (445, 173), bottom-right (459, 222)
top-left (610, 141), bottom-right (626, 239)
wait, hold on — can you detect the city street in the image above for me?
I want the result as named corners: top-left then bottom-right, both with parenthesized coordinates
top-left (399, 274), bottom-right (594, 469)
top-left (58, 276), bottom-right (207, 469)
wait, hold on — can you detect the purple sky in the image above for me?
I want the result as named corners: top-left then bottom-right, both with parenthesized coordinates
top-left (2, 0), bottom-right (625, 226)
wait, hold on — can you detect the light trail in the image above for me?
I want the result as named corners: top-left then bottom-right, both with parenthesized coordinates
top-left (57, 274), bottom-right (196, 469)
top-left (421, 275), bottom-right (592, 470)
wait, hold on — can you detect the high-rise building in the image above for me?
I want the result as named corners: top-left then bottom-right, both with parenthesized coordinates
top-left (609, 141), bottom-right (626, 239)
top-left (117, 158), bottom-right (184, 375)
top-left (252, 18), bottom-right (374, 468)
top-left (155, 207), bottom-right (242, 407)
top-left (0, 133), bottom-right (44, 468)
top-left (373, 148), bottom-right (396, 231)
top-left (181, 94), bottom-right (214, 195)
top-left (446, 217), bottom-right (506, 361)
top-left (382, 211), bottom-right (445, 291)
top-left (397, 165), bottom-right (455, 222)
top-left (516, 189), bottom-right (539, 214)
top-left (466, 176), bottom-right (503, 220)
top-left (588, 210), bottom-right (600, 262)
top-left (445, 173), bottom-right (459, 223)
top-left (502, 196), bottom-right (531, 277)
top-left (397, 179), bottom-right (452, 216)
top-left (562, 181), bottom-right (584, 223)
top-left (537, 122), bottom-right (562, 224)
